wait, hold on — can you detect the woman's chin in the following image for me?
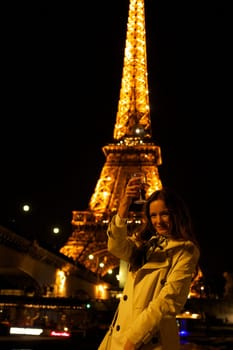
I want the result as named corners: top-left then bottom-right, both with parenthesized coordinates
top-left (157, 229), bottom-right (169, 236)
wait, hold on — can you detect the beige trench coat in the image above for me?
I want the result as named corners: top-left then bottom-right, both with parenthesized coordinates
top-left (98, 216), bottom-right (200, 350)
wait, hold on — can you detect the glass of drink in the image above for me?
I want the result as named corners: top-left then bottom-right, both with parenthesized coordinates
top-left (131, 172), bottom-right (147, 204)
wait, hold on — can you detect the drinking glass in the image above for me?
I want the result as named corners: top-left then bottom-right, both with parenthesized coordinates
top-left (131, 172), bottom-right (147, 204)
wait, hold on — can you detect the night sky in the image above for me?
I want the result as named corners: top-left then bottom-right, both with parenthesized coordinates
top-left (1, 2), bottom-right (231, 288)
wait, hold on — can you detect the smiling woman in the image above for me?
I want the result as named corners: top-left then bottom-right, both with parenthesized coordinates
top-left (0, 1), bottom-right (231, 299)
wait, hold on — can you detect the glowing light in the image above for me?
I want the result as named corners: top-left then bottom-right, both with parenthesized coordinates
top-left (176, 311), bottom-right (202, 319)
top-left (96, 284), bottom-right (107, 299)
top-left (52, 227), bottom-right (60, 234)
top-left (50, 330), bottom-right (70, 337)
top-left (10, 327), bottom-right (43, 335)
top-left (22, 204), bottom-right (30, 212)
top-left (55, 269), bottom-right (66, 297)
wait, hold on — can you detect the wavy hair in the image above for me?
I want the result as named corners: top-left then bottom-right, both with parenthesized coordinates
top-left (129, 187), bottom-right (199, 271)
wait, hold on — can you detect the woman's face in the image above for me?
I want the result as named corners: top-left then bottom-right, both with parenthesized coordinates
top-left (149, 199), bottom-right (171, 236)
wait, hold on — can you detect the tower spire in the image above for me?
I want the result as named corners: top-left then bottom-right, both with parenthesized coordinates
top-left (60, 0), bottom-right (162, 278)
top-left (114, 0), bottom-right (151, 142)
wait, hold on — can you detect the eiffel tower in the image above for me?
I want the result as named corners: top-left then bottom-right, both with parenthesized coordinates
top-left (60, 0), bottom-right (163, 279)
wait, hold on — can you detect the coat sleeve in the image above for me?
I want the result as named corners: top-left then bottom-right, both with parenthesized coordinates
top-left (125, 243), bottom-right (200, 347)
top-left (107, 215), bottom-right (135, 263)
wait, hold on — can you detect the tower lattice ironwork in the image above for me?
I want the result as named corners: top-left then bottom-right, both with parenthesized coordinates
top-left (60, 0), bottom-right (163, 278)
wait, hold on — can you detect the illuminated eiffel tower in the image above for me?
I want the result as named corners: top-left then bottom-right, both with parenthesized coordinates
top-left (60, 0), bottom-right (163, 278)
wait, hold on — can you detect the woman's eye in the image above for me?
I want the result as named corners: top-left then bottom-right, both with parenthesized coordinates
top-left (150, 211), bottom-right (170, 218)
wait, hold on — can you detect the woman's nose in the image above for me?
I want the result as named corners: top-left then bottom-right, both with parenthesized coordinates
top-left (154, 215), bottom-right (162, 223)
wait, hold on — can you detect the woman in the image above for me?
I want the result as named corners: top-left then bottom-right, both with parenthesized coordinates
top-left (98, 177), bottom-right (200, 350)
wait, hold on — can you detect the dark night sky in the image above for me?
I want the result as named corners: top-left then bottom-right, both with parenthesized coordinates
top-left (1, 2), bottom-right (232, 286)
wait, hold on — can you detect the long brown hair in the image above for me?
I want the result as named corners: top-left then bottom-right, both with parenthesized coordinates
top-left (129, 187), bottom-right (199, 271)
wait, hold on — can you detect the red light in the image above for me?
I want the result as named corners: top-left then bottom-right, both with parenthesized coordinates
top-left (50, 330), bottom-right (70, 337)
